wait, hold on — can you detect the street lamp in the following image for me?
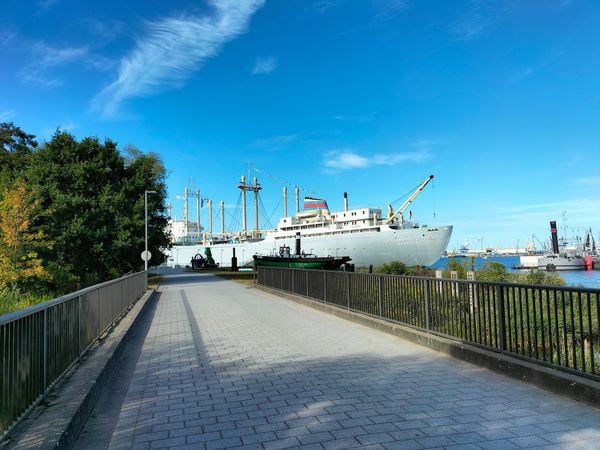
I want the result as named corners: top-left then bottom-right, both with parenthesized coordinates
top-left (145, 190), bottom-right (157, 271)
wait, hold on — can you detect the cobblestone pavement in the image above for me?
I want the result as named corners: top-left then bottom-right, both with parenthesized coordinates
top-left (86, 272), bottom-right (600, 449)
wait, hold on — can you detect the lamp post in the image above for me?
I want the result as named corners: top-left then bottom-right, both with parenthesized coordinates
top-left (145, 190), bottom-right (157, 271)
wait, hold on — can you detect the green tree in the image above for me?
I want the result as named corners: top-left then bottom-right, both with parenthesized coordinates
top-left (476, 261), bottom-right (510, 282)
top-left (444, 257), bottom-right (468, 279)
top-left (118, 145), bottom-right (170, 269)
top-left (26, 132), bottom-right (170, 287)
top-left (0, 122), bottom-right (36, 187)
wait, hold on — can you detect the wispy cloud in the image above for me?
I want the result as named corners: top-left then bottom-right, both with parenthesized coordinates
top-left (92, 0), bottom-right (264, 118)
top-left (251, 134), bottom-right (300, 149)
top-left (0, 110), bottom-right (16, 122)
top-left (251, 56), bottom-right (278, 75)
top-left (450, 0), bottom-right (507, 41)
top-left (332, 114), bottom-right (374, 124)
top-left (323, 149), bottom-right (429, 171)
top-left (575, 177), bottom-right (600, 186)
top-left (20, 43), bottom-right (88, 87)
top-left (313, 0), bottom-right (342, 14)
top-left (36, 0), bottom-right (59, 11)
top-left (0, 31), bottom-right (16, 47)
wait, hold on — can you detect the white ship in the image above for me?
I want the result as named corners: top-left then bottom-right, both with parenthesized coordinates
top-left (163, 175), bottom-right (453, 268)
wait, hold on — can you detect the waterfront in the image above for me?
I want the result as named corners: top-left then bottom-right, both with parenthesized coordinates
top-left (432, 256), bottom-right (600, 289)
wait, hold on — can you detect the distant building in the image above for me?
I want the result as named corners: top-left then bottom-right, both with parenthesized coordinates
top-left (167, 219), bottom-right (203, 245)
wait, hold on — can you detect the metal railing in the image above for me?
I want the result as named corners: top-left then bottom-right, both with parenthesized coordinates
top-left (0, 271), bottom-right (147, 438)
top-left (257, 267), bottom-right (600, 381)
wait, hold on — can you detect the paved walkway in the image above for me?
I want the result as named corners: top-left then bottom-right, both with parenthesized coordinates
top-left (76, 272), bottom-right (600, 450)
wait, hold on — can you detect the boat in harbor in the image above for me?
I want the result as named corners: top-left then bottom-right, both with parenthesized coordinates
top-left (522, 220), bottom-right (587, 271)
top-left (164, 175), bottom-right (453, 268)
top-left (253, 233), bottom-right (351, 270)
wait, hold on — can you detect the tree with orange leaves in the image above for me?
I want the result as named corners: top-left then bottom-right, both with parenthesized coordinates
top-left (0, 179), bottom-right (51, 290)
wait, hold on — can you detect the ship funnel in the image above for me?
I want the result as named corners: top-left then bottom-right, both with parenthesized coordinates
top-left (550, 221), bottom-right (559, 254)
top-left (295, 232), bottom-right (301, 256)
top-left (344, 192), bottom-right (348, 211)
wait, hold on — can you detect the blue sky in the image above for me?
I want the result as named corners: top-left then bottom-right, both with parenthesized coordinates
top-left (1, 0), bottom-right (599, 251)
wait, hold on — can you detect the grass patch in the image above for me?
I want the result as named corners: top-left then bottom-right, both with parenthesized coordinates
top-left (0, 287), bottom-right (56, 316)
top-left (208, 270), bottom-right (255, 286)
top-left (147, 275), bottom-right (163, 290)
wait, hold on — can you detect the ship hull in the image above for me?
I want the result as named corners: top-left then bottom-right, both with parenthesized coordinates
top-left (537, 255), bottom-right (586, 271)
top-left (165, 225), bottom-right (453, 268)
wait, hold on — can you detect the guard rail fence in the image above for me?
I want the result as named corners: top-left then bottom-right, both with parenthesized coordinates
top-left (0, 271), bottom-right (147, 438)
top-left (257, 266), bottom-right (600, 382)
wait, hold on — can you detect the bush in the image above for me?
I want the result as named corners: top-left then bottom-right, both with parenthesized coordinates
top-left (476, 261), bottom-right (509, 282)
top-left (517, 270), bottom-right (565, 286)
top-left (376, 261), bottom-right (408, 275)
top-left (406, 265), bottom-right (436, 277)
top-left (443, 258), bottom-right (469, 279)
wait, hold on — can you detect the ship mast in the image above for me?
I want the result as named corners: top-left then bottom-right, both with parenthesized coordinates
top-left (184, 187), bottom-right (189, 235)
top-left (253, 178), bottom-right (261, 238)
top-left (238, 175), bottom-right (262, 239)
top-left (220, 200), bottom-right (225, 236)
top-left (238, 175), bottom-right (247, 238)
top-left (385, 175), bottom-right (434, 225)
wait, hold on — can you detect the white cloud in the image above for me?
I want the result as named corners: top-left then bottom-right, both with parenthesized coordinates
top-left (0, 31), bottom-right (16, 47)
top-left (91, 0), bottom-right (264, 118)
top-left (324, 149), bottom-right (429, 170)
top-left (20, 43), bottom-right (88, 87)
top-left (450, 0), bottom-right (506, 41)
top-left (36, 0), bottom-right (59, 11)
top-left (0, 110), bottom-right (16, 122)
top-left (251, 56), bottom-right (277, 75)
top-left (575, 177), bottom-right (600, 186)
top-left (251, 134), bottom-right (299, 148)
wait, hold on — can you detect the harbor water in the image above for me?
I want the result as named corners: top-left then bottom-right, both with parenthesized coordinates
top-left (432, 256), bottom-right (600, 289)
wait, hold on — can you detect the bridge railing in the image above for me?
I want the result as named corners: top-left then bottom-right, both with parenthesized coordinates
top-left (257, 266), bottom-right (600, 381)
top-left (0, 271), bottom-right (147, 438)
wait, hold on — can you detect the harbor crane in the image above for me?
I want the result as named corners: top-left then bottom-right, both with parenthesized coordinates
top-left (385, 175), bottom-right (434, 225)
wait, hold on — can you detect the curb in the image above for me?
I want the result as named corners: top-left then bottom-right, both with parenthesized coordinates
top-left (7, 289), bottom-right (156, 449)
top-left (255, 284), bottom-right (600, 408)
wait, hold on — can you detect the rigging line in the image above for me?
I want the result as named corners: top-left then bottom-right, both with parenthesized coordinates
top-left (265, 197), bottom-right (283, 228)
top-left (432, 178), bottom-right (436, 221)
top-left (227, 192), bottom-right (242, 232)
top-left (253, 166), bottom-right (321, 197)
top-left (388, 180), bottom-right (425, 206)
top-left (258, 195), bottom-right (278, 230)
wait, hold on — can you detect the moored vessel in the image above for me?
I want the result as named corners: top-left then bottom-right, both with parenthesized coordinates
top-left (253, 233), bottom-right (351, 270)
top-left (164, 175), bottom-right (453, 268)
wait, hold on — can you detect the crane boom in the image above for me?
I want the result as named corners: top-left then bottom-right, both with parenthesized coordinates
top-left (385, 175), bottom-right (434, 225)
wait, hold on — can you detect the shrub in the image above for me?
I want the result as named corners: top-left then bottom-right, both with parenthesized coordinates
top-left (376, 261), bottom-right (408, 275)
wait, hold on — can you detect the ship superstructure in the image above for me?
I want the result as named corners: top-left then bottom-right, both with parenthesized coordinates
top-left (163, 175), bottom-right (453, 268)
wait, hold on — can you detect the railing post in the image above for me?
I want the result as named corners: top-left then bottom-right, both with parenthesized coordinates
top-left (378, 275), bottom-right (383, 317)
top-left (496, 284), bottom-right (507, 352)
top-left (291, 268), bottom-right (295, 293)
top-left (424, 279), bottom-right (431, 331)
top-left (43, 308), bottom-right (48, 396)
top-left (347, 272), bottom-right (351, 309)
top-left (77, 295), bottom-right (82, 359)
top-left (323, 271), bottom-right (327, 303)
top-left (306, 270), bottom-right (309, 297)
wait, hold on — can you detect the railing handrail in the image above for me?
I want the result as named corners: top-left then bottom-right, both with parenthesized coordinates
top-left (0, 270), bottom-right (146, 326)
top-left (260, 266), bottom-right (600, 294)
top-left (257, 266), bottom-right (600, 381)
top-left (1, 270), bottom-right (148, 439)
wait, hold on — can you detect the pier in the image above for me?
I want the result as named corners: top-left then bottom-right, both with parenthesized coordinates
top-left (4, 270), bottom-right (600, 449)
